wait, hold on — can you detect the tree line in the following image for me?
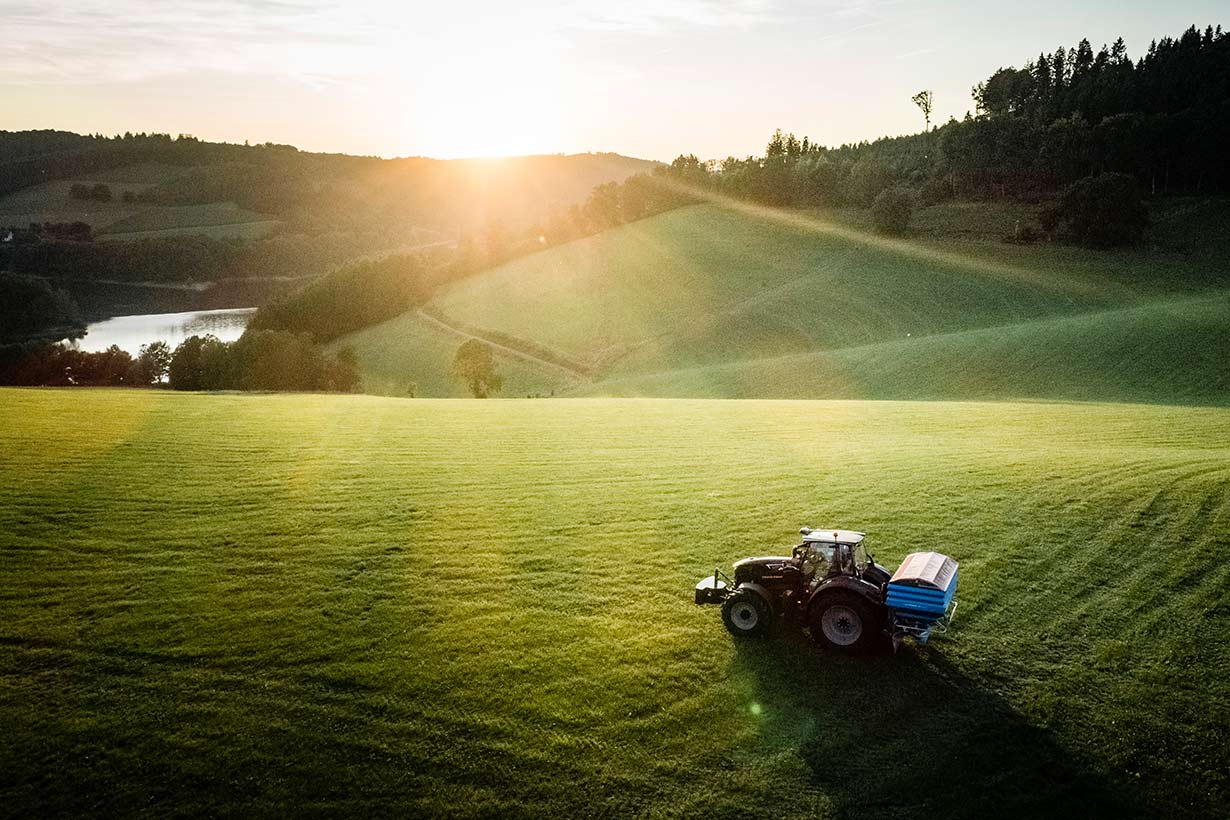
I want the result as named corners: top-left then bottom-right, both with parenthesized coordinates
top-left (0, 132), bottom-right (310, 202)
top-left (691, 24), bottom-right (1227, 211)
top-left (0, 330), bottom-right (359, 392)
top-left (1, 223), bottom-right (395, 286)
top-left (0, 272), bottom-right (84, 344)
top-left (2, 341), bottom-right (171, 387)
top-left (247, 252), bottom-right (444, 342)
top-left (939, 27), bottom-right (1228, 199)
top-left (163, 331), bottom-right (359, 392)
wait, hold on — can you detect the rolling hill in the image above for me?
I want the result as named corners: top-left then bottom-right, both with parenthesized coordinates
top-left (0, 163), bottom-right (280, 241)
top-left (338, 199), bottom-right (1230, 404)
top-left (579, 292), bottom-right (1230, 404)
top-left (0, 131), bottom-right (659, 240)
top-left (1, 130), bottom-right (659, 326)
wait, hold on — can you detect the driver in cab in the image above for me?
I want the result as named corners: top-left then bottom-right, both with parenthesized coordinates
top-left (796, 540), bottom-right (835, 584)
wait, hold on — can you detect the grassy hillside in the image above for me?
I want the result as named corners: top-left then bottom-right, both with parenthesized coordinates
top-left (580, 291), bottom-right (1230, 404)
top-left (339, 310), bottom-right (572, 398)
top-left (2, 389), bottom-right (1228, 818)
top-left (0, 165), bottom-right (280, 241)
top-left (340, 199), bottom-right (1230, 402)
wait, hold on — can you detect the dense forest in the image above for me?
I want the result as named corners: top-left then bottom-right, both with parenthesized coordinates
top-left (692, 24), bottom-right (1229, 207)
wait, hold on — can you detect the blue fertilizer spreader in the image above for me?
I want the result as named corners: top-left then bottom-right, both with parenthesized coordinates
top-left (886, 551), bottom-right (959, 644)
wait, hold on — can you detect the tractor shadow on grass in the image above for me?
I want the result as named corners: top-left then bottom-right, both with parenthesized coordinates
top-left (730, 631), bottom-right (1149, 820)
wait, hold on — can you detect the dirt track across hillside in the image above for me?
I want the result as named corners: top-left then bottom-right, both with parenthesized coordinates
top-left (414, 308), bottom-right (590, 381)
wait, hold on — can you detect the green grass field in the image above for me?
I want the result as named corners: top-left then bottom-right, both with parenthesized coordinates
top-left (3, 388), bottom-right (1227, 818)
top-left (0, 165), bottom-right (278, 240)
top-left (340, 200), bottom-right (1230, 404)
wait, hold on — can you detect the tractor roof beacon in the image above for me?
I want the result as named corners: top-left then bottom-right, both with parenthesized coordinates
top-left (694, 527), bottom-right (958, 652)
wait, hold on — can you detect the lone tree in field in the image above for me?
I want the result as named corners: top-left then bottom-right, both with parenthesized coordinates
top-left (911, 90), bottom-right (933, 131)
top-left (452, 339), bottom-right (503, 398)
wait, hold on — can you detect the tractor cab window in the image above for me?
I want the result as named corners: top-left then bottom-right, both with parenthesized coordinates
top-left (809, 543), bottom-right (835, 564)
top-left (854, 542), bottom-right (871, 571)
top-left (825, 542), bottom-right (868, 577)
top-left (804, 543), bottom-right (835, 577)
top-left (830, 544), bottom-right (853, 576)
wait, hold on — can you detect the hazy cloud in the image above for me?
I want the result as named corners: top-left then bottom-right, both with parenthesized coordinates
top-left (567, 0), bottom-right (778, 33)
top-left (0, 0), bottom-right (904, 86)
top-left (0, 0), bottom-right (794, 84)
top-left (0, 0), bottom-right (376, 83)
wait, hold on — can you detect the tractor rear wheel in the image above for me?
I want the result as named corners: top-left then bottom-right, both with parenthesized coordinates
top-left (721, 588), bottom-right (772, 638)
top-left (809, 593), bottom-right (877, 653)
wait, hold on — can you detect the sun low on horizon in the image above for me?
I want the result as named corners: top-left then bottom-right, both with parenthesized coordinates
top-left (390, 37), bottom-right (570, 160)
top-left (5, 0), bottom-right (1221, 161)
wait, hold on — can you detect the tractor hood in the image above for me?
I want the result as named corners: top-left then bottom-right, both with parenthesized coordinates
top-left (732, 555), bottom-right (799, 585)
top-left (733, 555), bottom-right (795, 568)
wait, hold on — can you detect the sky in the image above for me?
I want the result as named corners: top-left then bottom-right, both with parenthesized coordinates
top-left (2, 0), bottom-right (1224, 161)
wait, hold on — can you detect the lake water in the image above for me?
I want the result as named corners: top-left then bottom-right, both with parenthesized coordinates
top-left (68, 308), bottom-right (256, 354)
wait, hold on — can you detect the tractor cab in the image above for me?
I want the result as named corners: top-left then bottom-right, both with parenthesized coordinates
top-left (797, 528), bottom-right (890, 586)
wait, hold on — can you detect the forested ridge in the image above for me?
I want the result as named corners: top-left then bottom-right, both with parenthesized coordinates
top-left (0, 131), bottom-right (656, 235)
top-left (674, 24), bottom-right (1230, 208)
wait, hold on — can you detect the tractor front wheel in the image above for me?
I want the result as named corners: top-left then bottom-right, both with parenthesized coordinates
top-left (809, 593), bottom-right (876, 653)
top-left (721, 588), bottom-right (772, 639)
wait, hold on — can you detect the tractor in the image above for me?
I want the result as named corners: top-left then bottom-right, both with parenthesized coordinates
top-left (694, 528), bottom-right (958, 652)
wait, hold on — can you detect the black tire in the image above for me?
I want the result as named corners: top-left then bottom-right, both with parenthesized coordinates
top-left (721, 588), bottom-right (772, 639)
top-left (809, 592), bottom-right (878, 653)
